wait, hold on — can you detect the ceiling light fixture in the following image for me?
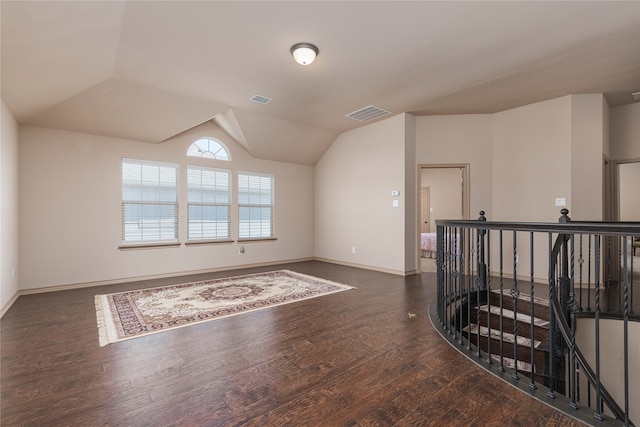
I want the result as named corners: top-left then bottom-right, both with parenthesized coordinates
top-left (290, 42), bottom-right (319, 65)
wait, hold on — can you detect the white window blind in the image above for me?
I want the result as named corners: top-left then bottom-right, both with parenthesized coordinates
top-left (187, 166), bottom-right (231, 241)
top-left (238, 172), bottom-right (274, 239)
top-left (121, 159), bottom-right (179, 244)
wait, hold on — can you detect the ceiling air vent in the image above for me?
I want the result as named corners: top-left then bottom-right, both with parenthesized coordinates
top-left (250, 94), bottom-right (272, 104)
top-left (346, 105), bottom-right (391, 122)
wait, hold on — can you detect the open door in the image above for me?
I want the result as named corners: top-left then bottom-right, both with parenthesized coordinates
top-left (421, 187), bottom-right (431, 233)
top-left (418, 164), bottom-right (470, 272)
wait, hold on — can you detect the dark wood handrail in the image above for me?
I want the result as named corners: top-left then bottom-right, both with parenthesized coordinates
top-left (436, 218), bottom-right (640, 236)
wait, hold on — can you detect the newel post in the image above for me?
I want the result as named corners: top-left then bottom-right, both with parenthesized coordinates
top-left (558, 209), bottom-right (572, 314)
top-left (477, 211), bottom-right (487, 290)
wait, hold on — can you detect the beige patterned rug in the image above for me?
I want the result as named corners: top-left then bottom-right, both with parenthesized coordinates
top-left (95, 270), bottom-right (355, 346)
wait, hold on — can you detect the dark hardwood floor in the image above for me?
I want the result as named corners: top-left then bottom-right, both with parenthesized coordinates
top-left (1, 261), bottom-right (583, 426)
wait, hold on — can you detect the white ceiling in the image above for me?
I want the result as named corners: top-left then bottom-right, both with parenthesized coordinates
top-left (2, 1), bottom-right (639, 165)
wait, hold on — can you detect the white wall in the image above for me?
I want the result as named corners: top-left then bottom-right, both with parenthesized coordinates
top-left (492, 96), bottom-right (573, 223)
top-left (314, 113), bottom-right (412, 274)
top-left (610, 102), bottom-right (640, 161)
top-left (619, 162), bottom-right (640, 221)
top-left (416, 114), bottom-right (493, 219)
top-left (1, 100), bottom-right (20, 312)
top-left (18, 122), bottom-right (315, 290)
top-left (404, 114), bottom-right (417, 272)
top-left (571, 94), bottom-right (607, 221)
top-left (576, 318), bottom-right (640, 424)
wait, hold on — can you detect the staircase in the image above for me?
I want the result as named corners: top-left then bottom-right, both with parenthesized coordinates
top-left (462, 288), bottom-right (552, 383)
top-left (435, 212), bottom-right (638, 425)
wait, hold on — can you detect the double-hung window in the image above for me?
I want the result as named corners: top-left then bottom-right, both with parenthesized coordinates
top-left (121, 159), bottom-right (179, 244)
top-left (238, 172), bottom-right (274, 239)
top-left (187, 166), bottom-right (231, 242)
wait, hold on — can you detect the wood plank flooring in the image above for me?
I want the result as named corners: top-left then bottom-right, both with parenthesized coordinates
top-left (1, 261), bottom-right (584, 426)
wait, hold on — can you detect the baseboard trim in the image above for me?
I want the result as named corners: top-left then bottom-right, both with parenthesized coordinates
top-left (7, 257), bottom-right (413, 310)
top-left (314, 257), bottom-right (414, 276)
top-left (0, 291), bottom-right (20, 318)
top-left (18, 257), bottom-right (315, 296)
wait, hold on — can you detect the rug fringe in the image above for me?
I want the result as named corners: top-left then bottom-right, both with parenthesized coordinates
top-left (95, 295), bottom-right (116, 347)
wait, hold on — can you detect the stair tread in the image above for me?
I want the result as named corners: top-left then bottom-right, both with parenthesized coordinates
top-left (477, 305), bottom-right (550, 328)
top-left (490, 354), bottom-right (533, 372)
top-left (463, 324), bottom-right (543, 349)
top-left (491, 289), bottom-right (549, 307)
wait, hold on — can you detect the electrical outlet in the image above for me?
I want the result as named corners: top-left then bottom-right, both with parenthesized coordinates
top-left (515, 255), bottom-right (519, 264)
top-left (352, 246), bottom-right (356, 254)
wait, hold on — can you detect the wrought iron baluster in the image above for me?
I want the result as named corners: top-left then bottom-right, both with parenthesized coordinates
top-left (622, 237), bottom-right (630, 427)
top-left (569, 235), bottom-right (578, 410)
top-left (486, 228), bottom-right (492, 365)
top-left (499, 230), bottom-right (505, 372)
top-left (587, 236), bottom-right (591, 311)
top-left (511, 230), bottom-right (520, 381)
top-left (467, 228), bottom-right (472, 351)
top-left (458, 228), bottom-right (464, 344)
top-left (529, 231), bottom-right (536, 389)
top-left (594, 234), bottom-right (603, 421)
top-left (578, 234), bottom-right (584, 309)
top-left (547, 232), bottom-right (556, 400)
top-left (475, 227), bottom-right (481, 357)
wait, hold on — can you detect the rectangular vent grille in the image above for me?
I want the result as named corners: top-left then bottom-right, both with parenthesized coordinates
top-left (250, 94), bottom-right (272, 104)
top-left (346, 105), bottom-right (391, 122)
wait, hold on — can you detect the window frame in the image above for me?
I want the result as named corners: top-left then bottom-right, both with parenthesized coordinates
top-left (187, 137), bottom-right (231, 161)
top-left (186, 165), bottom-right (233, 244)
top-left (120, 158), bottom-right (179, 248)
top-left (237, 171), bottom-right (275, 241)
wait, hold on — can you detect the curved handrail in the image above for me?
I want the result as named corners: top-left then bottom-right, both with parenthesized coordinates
top-left (548, 233), bottom-right (627, 421)
top-left (434, 214), bottom-right (637, 425)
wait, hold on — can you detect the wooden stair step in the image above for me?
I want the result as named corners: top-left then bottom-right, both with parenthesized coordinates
top-left (490, 354), bottom-right (533, 373)
top-left (477, 305), bottom-right (549, 328)
top-left (463, 324), bottom-right (543, 349)
top-left (472, 306), bottom-right (549, 342)
top-left (489, 289), bottom-right (550, 321)
top-left (491, 288), bottom-right (549, 306)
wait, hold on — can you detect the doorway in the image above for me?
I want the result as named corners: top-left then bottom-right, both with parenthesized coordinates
top-left (418, 164), bottom-right (470, 273)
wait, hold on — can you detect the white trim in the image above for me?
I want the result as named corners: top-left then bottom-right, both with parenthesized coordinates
top-left (6, 258), bottom-right (417, 306)
top-left (313, 257), bottom-right (414, 277)
top-left (0, 291), bottom-right (20, 318)
top-left (17, 258), bottom-right (315, 295)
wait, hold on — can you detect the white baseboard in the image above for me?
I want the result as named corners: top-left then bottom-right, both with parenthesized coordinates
top-left (4, 256), bottom-right (417, 316)
top-left (314, 257), bottom-right (414, 276)
top-left (0, 291), bottom-right (20, 318)
top-left (17, 257), bottom-right (315, 296)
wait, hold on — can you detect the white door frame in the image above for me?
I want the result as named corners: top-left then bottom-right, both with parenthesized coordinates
top-left (417, 163), bottom-right (470, 273)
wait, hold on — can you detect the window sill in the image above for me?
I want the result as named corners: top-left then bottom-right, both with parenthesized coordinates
top-left (119, 242), bottom-right (181, 250)
top-left (237, 237), bottom-right (278, 243)
top-left (185, 239), bottom-right (235, 246)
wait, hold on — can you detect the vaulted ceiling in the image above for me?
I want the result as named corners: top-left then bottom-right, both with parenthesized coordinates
top-left (2, 1), bottom-right (639, 165)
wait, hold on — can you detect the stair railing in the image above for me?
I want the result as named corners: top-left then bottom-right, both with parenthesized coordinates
top-left (432, 211), bottom-right (639, 426)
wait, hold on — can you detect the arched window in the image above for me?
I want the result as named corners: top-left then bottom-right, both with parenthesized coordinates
top-left (187, 138), bottom-right (230, 161)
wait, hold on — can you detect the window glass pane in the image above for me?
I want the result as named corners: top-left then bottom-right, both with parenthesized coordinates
top-left (121, 159), bottom-right (178, 243)
top-left (238, 172), bottom-right (273, 239)
top-left (187, 165), bottom-right (231, 241)
top-left (187, 138), bottom-right (231, 161)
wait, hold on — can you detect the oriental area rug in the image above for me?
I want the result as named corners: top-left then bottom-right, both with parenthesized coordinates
top-left (95, 270), bottom-right (355, 346)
